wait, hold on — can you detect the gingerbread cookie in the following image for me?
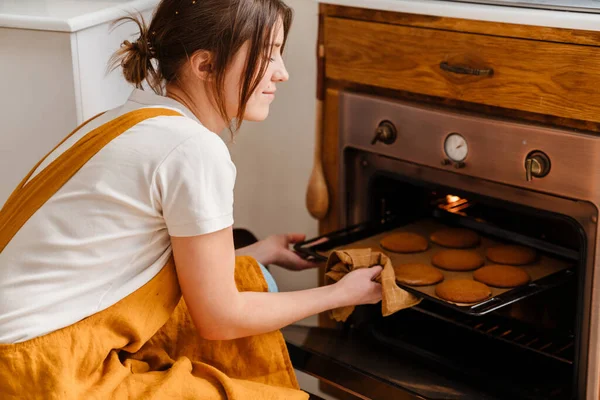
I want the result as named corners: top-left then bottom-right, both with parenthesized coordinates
top-left (380, 232), bottom-right (428, 253)
top-left (431, 249), bottom-right (485, 271)
top-left (473, 265), bottom-right (531, 288)
top-left (394, 263), bottom-right (444, 286)
top-left (430, 227), bottom-right (480, 249)
top-left (435, 279), bottom-right (492, 304)
top-left (486, 245), bottom-right (537, 265)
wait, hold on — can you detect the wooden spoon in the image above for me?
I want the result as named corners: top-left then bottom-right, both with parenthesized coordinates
top-left (306, 18), bottom-right (329, 220)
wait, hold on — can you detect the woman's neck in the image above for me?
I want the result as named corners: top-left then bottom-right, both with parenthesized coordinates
top-left (165, 83), bottom-right (227, 133)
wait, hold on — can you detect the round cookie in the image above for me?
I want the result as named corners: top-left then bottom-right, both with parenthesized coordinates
top-left (380, 232), bottom-right (429, 253)
top-left (394, 263), bottom-right (444, 286)
top-left (435, 279), bottom-right (492, 304)
top-left (431, 249), bottom-right (485, 271)
top-left (486, 245), bottom-right (537, 265)
top-left (430, 228), bottom-right (480, 249)
top-left (473, 265), bottom-right (531, 288)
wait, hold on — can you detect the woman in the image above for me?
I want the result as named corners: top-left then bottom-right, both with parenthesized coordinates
top-left (0, 0), bottom-right (382, 398)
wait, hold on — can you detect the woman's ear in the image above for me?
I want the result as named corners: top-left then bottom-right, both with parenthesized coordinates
top-left (189, 50), bottom-right (213, 80)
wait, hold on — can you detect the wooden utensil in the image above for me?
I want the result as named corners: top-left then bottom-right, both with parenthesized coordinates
top-left (306, 17), bottom-right (329, 220)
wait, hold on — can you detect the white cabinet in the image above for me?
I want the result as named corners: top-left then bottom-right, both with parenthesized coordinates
top-left (0, 0), bottom-right (158, 206)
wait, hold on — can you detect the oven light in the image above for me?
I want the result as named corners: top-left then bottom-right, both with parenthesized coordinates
top-left (441, 194), bottom-right (470, 215)
top-left (446, 195), bottom-right (461, 204)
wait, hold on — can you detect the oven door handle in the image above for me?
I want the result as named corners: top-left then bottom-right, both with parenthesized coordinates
top-left (440, 61), bottom-right (494, 77)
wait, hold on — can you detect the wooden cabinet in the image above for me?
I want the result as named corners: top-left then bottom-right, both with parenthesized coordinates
top-left (309, 5), bottom-right (600, 327)
top-left (325, 16), bottom-right (600, 123)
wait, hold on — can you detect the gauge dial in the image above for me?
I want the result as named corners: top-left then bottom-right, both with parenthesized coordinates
top-left (444, 133), bottom-right (468, 163)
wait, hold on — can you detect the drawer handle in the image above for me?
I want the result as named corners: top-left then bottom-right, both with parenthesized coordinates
top-left (440, 61), bottom-right (494, 77)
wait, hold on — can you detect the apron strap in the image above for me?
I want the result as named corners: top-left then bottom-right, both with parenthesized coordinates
top-left (5, 111), bottom-right (105, 204)
top-left (0, 107), bottom-right (182, 252)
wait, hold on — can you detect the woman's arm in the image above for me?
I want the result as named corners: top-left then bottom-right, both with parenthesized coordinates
top-left (171, 227), bottom-right (382, 340)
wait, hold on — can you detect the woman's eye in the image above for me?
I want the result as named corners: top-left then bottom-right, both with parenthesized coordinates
top-left (269, 57), bottom-right (275, 63)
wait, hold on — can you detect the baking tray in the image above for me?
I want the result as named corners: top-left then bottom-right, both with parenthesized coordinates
top-left (294, 218), bottom-right (575, 316)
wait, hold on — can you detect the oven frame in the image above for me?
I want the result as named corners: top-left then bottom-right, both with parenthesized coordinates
top-left (337, 90), bottom-right (600, 399)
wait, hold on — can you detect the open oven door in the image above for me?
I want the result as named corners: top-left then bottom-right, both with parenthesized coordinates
top-left (283, 323), bottom-right (506, 400)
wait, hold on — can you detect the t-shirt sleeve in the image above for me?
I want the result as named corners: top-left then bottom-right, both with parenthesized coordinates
top-left (155, 132), bottom-right (236, 237)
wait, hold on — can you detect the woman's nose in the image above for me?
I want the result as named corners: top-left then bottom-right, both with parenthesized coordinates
top-left (273, 61), bottom-right (289, 83)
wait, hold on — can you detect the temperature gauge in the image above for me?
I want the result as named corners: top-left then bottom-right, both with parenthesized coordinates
top-left (444, 133), bottom-right (468, 163)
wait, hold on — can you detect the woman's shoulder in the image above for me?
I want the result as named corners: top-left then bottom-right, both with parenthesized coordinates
top-left (138, 108), bottom-right (211, 137)
top-left (131, 108), bottom-right (229, 154)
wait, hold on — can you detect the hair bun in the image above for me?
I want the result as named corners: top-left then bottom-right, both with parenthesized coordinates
top-left (122, 37), bottom-right (154, 59)
top-left (110, 14), bottom-right (160, 92)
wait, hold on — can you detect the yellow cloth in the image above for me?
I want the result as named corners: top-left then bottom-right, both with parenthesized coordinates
top-left (0, 108), bottom-right (307, 400)
top-left (325, 248), bottom-right (421, 322)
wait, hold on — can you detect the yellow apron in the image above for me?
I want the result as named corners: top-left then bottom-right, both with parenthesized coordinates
top-left (0, 108), bottom-right (307, 400)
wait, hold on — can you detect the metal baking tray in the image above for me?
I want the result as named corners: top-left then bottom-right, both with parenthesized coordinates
top-left (294, 218), bottom-right (575, 316)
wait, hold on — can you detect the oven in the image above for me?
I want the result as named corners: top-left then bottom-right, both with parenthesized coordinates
top-left (284, 90), bottom-right (600, 400)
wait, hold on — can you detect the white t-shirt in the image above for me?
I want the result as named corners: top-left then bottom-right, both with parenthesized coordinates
top-left (0, 89), bottom-right (236, 343)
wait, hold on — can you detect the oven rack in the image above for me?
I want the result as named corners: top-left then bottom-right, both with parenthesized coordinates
top-left (293, 215), bottom-right (413, 264)
top-left (414, 303), bottom-right (574, 364)
top-left (367, 307), bottom-right (573, 400)
top-left (294, 214), bottom-right (576, 316)
top-left (433, 202), bottom-right (580, 262)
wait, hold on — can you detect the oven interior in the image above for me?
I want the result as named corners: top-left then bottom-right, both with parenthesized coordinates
top-left (342, 170), bottom-right (583, 399)
top-left (334, 167), bottom-right (587, 400)
top-left (338, 172), bottom-right (585, 399)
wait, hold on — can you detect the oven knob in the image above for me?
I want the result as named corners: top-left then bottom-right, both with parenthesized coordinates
top-left (525, 151), bottom-right (551, 181)
top-left (371, 121), bottom-right (397, 145)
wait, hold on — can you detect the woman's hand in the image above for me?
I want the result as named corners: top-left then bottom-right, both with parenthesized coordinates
top-left (335, 266), bottom-right (383, 307)
top-left (236, 233), bottom-right (318, 271)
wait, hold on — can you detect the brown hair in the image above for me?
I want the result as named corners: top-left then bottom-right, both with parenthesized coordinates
top-left (110, 0), bottom-right (293, 130)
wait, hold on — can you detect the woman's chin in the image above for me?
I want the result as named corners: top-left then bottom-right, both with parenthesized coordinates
top-left (243, 108), bottom-right (270, 122)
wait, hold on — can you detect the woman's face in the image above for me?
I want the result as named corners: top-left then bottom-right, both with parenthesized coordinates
top-left (224, 20), bottom-right (289, 122)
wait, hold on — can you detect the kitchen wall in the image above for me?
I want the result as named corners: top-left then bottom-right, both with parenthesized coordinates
top-left (228, 0), bottom-right (321, 326)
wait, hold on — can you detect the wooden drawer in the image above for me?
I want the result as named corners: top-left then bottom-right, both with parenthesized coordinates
top-left (325, 17), bottom-right (600, 123)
